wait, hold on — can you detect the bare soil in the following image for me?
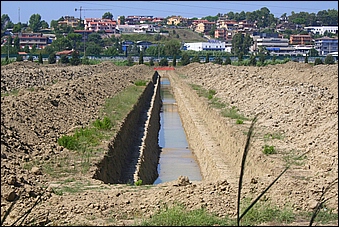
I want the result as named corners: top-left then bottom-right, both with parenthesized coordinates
top-left (1, 61), bottom-right (338, 226)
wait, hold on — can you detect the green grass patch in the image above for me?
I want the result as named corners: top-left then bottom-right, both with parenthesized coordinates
top-left (236, 119), bottom-right (244, 124)
top-left (134, 80), bottom-right (148, 86)
top-left (264, 132), bottom-right (285, 141)
top-left (221, 106), bottom-right (248, 120)
top-left (282, 149), bottom-right (307, 167)
top-left (136, 203), bottom-right (233, 226)
top-left (1, 89), bottom-right (19, 97)
top-left (239, 198), bottom-right (295, 225)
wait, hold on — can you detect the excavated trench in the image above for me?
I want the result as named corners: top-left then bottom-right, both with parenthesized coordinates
top-left (92, 69), bottom-right (246, 186)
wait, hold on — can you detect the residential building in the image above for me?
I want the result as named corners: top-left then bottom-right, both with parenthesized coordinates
top-left (57, 16), bottom-right (80, 28)
top-left (16, 33), bottom-right (49, 49)
top-left (195, 21), bottom-right (215, 35)
top-left (251, 33), bottom-right (293, 55)
top-left (183, 39), bottom-right (226, 51)
top-left (116, 24), bottom-right (155, 34)
top-left (314, 37), bottom-right (338, 56)
top-left (167, 16), bottom-right (182, 26)
top-left (214, 27), bottom-right (233, 40)
top-left (304, 26), bottom-right (338, 35)
top-left (289, 34), bottom-right (312, 45)
top-left (84, 18), bottom-right (117, 33)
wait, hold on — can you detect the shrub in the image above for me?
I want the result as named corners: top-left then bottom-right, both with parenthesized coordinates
top-left (70, 51), bottom-right (81, 66)
top-left (314, 58), bottom-right (323, 65)
top-left (249, 54), bottom-right (257, 66)
top-left (224, 56), bottom-right (232, 65)
top-left (60, 55), bottom-right (69, 64)
top-left (16, 55), bottom-right (23, 62)
top-left (57, 135), bottom-right (78, 150)
top-left (93, 116), bottom-right (112, 130)
top-left (214, 56), bottom-right (223, 65)
top-left (38, 53), bottom-right (43, 64)
top-left (149, 58), bottom-right (154, 66)
top-left (159, 58), bottom-right (169, 66)
top-left (324, 55), bottom-right (335, 64)
top-left (48, 53), bottom-right (56, 64)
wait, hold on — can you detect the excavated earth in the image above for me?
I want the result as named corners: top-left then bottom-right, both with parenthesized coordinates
top-left (1, 61), bottom-right (338, 226)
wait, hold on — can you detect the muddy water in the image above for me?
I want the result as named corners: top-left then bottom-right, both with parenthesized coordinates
top-left (153, 77), bottom-right (202, 184)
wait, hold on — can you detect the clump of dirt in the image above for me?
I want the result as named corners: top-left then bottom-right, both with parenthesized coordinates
top-left (1, 61), bottom-right (338, 226)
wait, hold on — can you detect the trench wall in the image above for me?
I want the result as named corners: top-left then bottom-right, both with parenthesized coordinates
top-left (93, 71), bottom-right (161, 184)
top-left (167, 71), bottom-right (247, 185)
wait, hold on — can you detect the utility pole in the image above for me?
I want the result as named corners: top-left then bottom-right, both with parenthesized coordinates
top-left (74, 7), bottom-right (112, 59)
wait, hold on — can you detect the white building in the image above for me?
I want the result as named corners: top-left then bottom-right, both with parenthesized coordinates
top-left (183, 40), bottom-right (226, 51)
top-left (304, 26), bottom-right (338, 35)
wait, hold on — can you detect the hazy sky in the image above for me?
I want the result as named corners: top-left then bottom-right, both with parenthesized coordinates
top-left (1, 1), bottom-right (338, 24)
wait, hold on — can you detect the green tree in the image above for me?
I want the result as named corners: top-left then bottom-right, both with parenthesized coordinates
top-left (159, 58), bottom-right (168, 66)
top-left (102, 12), bottom-right (113, 20)
top-left (1, 14), bottom-right (13, 30)
top-left (85, 43), bottom-right (102, 56)
top-left (258, 53), bottom-right (265, 65)
top-left (28, 55), bottom-right (33, 62)
top-left (249, 54), bottom-right (257, 66)
top-left (272, 54), bottom-right (276, 62)
top-left (70, 51), bottom-right (81, 65)
top-left (214, 56), bottom-right (223, 65)
top-left (309, 48), bottom-right (319, 57)
top-left (224, 56), bottom-right (231, 65)
top-left (127, 55), bottom-right (134, 66)
top-left (48, 53), bottom-right (56, 64)
top-left (60, 55), bottom-right (69, 64)
top-left (172, 55), bottom-right (177, 67)
top-left (149, 57), bottom-right (154, 66)
top-left (164, 40), bottom-right (181, 57)
top-left (232, 33), bottom-right (253, 56)
top-left (16, 55), bottom-right (23, 62)
top-left (13, 36), bottom-right (20, 52)
top-left (181, 52), bottom-right (190, 66)
top-left (29, 14), bottom-right (42, 32)
top-left (23, 45), bottom-right (30, 53)
top-left (41, 20), bottom-right (49, 29)
top-left (314, 58), bottom-right (323, 65)
top-left (67, 33), bottom-right (82, 50)
top-left (304, 54), bottom-right (308, 63)
top-left (205, 52), bottom-right (210, 63)
top-left (324, 55), bottom-right (335, 64)
top-left (139, 51), bottom-right (144, 64)
top-left (87, 33), bottom-right (104, 47)
top-left (191, 54), bottom-right (201, 63)
top-left (31, 44), bottom-right (37, 54)
top-left (38, 52), bottom-right (43, 64)
top-left (119, 16), bottom-right (125, 25)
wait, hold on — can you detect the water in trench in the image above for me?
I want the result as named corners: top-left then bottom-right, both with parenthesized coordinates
top-left (153, 77), bottom-right (202, 184)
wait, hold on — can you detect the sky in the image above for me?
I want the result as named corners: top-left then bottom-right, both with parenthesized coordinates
top-left (1, 1), bottom-right (338, 25)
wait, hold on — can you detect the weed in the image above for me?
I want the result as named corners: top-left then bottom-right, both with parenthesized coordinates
top-left (236, 119), bottom-right (244, 124)
top-left (283, 149), bottom-right (307, 167)
top-left (134, 179), bottom-right (143, 186)
top-left (222, 106), bottom-right (248, 120)
top-left (264, 132), bottom-right (284, 141)
top-left (262, 145), bottom-right (276, 155)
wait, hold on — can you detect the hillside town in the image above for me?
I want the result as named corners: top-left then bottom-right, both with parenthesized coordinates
top-left (1, 8), bottom-right (338, 62)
